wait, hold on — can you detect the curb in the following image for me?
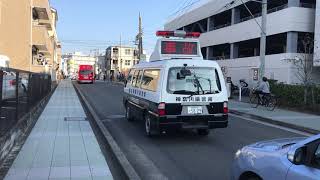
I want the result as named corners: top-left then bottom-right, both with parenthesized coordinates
top-left (73, 83), bottom-right (141, 180)
top-left (230, 109), bottom-right (320, 135)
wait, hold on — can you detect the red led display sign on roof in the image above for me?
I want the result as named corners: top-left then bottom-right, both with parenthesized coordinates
top-left (161, 41), bottom-right (198, 55)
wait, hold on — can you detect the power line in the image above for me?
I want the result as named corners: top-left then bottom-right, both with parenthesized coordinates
top-left (168, 0), bottom-right (201, 19)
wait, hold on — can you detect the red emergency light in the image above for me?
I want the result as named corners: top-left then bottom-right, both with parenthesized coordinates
top-left (156, 31), bottom-right (200, 38)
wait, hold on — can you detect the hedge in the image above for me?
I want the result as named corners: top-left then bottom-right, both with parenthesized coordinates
top-left (269, 81), bottom-right (320, 108)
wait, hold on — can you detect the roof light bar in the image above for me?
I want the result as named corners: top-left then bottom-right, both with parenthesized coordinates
top-left (156, 31), bottom-right (200, 38)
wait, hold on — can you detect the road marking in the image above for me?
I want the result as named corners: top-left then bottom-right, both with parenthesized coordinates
top-left (230, 114), bottom-right (313, 137)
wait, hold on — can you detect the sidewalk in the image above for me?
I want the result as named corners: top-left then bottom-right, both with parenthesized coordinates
top-left (229, 100), bottom-right (320, 134)
top-left (4, 80), bottom-right (113, 180)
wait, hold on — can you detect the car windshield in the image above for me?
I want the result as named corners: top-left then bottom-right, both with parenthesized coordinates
top-left (79, 70), bottom-right (92, 75)
top-left (167, 67), bottom-right (221, 95)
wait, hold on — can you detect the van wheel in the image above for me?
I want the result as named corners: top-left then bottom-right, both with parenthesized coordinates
top-left (197, 129), bottom-right (209, 136)
top-left (125, 105), bottom-right (133, 122)
top-left (144, 115), bottom-right (158, 137)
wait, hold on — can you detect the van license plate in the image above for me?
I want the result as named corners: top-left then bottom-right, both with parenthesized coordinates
top-left (188, 106), bottom-right (203, 115)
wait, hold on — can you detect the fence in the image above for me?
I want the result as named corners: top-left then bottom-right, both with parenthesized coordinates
top-left (0, 68), bottom-right (52, 136)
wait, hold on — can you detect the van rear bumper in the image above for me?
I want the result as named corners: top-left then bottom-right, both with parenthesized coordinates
top-left (155, 114), bottom-right (228, 130)
top-left (78, 80), bottom-right (93, 83)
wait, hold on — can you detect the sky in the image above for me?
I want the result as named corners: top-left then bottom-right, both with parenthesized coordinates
top-left (49, 0), bottom-right (207, 55)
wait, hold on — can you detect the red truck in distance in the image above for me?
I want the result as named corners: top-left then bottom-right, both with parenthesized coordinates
top-left (77, 65), bottom-right (94, 84)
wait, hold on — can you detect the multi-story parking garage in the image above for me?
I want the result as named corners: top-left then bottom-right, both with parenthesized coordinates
top-left (165, 0), bottom-right (320, 85)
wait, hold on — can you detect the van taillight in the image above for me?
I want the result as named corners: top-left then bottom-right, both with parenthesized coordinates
top-left (158, 102), bottom-right (166, 116)
top-left (223, 102), bottom-right (228, 114)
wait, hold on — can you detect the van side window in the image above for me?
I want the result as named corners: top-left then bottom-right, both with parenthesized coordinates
top-left (133, 70), bottom-right (143, 88)
top-left (141, 69), bottom-right (160, 92)
top-left (127, 69), bottom-right (134, 85)
top-left (132, 70), bottom-right (139, 87)
top-left (215, 69), bottom-right (222, 91)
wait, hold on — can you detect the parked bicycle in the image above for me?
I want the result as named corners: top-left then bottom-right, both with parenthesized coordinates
top-left (231, 79), bottom-right (250, 96)
top-left (249, 89), bottom-right (278, 111)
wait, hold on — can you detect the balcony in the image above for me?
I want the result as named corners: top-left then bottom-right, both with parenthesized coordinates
top-left (32, 25), bottom-right (51, 55)
top-left (33, 0), bottom-right (52, 29)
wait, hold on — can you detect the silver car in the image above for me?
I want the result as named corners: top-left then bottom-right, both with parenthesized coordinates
top-left (231, 134), bottom-right (320, 180)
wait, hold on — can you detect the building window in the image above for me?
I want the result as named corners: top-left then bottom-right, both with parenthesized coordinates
top-left (125, 60), bottom-right (131, 66)
top-left (125, 49), bottom-right (131, 55)
top-left (209, 43), bottom-right (231, 60)
top-left (298, 32), bottom-right (314, 54)
top-left (113, 48), bottom-right (119, 54)
top-left (201, 47), bottom-right (207, 59)
top-left (184, 18), bottom-right (208, 33)
top-left (266, 33), bottom-right (287, 55)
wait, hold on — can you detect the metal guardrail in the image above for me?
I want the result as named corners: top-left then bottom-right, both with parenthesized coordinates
top-left (239, 4), bottom-right (288, 23)
top-left (209, 56), bottom-right (230, 60)
top-left (212, 23), bottom-right (232, 30)
top-left (300, 3), bottom-right (316, 9)
top-left (0, 68), bottom-right (52, 136)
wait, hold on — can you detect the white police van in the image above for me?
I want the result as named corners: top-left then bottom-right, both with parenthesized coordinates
top-left (123, 31), bottom-right (228, 137)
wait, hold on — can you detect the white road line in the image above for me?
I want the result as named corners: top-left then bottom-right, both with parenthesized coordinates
top-left (230, 114), bottom-right (313, 137)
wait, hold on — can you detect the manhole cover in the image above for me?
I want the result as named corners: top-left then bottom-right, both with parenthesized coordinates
top-left (64, 117), bottom-right (87, 121)
top-left (106, 115), bottom-right (125, 119)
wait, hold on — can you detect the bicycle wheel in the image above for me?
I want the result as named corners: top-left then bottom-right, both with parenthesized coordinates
top-left (266, 96), bottom-right (277, 111)
top-left (250, 95), bottom-right (259, 108)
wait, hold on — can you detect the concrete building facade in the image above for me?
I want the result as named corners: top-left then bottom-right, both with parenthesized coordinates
top-left (165, 0), bottom-right (320, 85)
top-left (106, 46), bottom-right (139, 77)
top-left (0, 0), bottom-right (61, 78)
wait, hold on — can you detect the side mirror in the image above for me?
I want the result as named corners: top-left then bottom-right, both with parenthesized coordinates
top-left (288, 146), bottom-right (307, 165)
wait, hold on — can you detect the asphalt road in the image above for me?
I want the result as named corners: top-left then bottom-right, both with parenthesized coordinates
top-left (76, 81), bottom-right (302, 180)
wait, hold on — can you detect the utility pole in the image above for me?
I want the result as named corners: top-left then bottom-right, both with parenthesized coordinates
top-left (138, 12), bottom-right (143, 62)
top-left (259, 0), bottom-right (267, 80)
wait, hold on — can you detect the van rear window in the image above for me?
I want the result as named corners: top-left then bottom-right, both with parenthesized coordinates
top-left (141, 70), bottom-right (160, 92)
top-left (79, 70), bottom-right (92, 75)
top-left (167, 67), bottom-right (221, 95)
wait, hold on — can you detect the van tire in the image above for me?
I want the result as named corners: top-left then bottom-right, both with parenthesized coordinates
top-left (125, 105), bottom-right (133, 122)
top-left (144, 114), bottom-right (158, 137)
top-left (197, 129), bottom-right (209, 136)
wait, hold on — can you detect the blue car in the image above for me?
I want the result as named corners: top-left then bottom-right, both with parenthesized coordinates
top-left (231, 134), bottom-right (320, 180)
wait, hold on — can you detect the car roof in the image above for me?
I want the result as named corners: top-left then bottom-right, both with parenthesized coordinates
top-left (132, 59), bottom-right (220, 70)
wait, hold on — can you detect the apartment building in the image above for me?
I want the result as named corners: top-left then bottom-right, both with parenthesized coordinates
top-left (165, 0), bottom-right (320, 85)
top-left (106, 46), bottom-right (139, 77)
top-left (0, 0), bottom-right (61, 79)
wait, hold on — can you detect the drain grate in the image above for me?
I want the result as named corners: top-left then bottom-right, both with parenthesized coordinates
top-left (64, 117), bottom-right (87, 121)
